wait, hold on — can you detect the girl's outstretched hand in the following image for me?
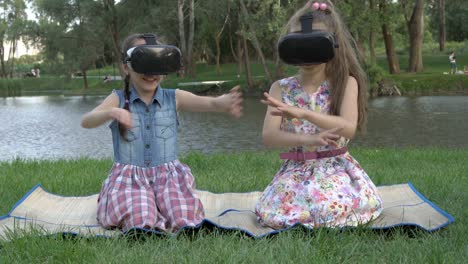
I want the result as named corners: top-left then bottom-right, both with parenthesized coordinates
top-left (261, 92), bottom-right (306, 119)
top-left (218, 85), bottom-right (243, 118)
top-left (109, 108), bottom-right (132, 129)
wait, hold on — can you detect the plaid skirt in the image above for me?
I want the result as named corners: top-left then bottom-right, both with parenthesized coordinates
top-left (97, 160), bottom-right (205, 232)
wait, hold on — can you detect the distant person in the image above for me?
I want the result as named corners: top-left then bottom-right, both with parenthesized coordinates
top-left (449, 51), bottom-right (457, 74)
top-left (255, 0), bottom-right (383, 229)
top-left (35, 68), bottom-right (40, 78)
top-left (103, 75), bottom-right (112, 83)
top-left (81, 33), bottom-right (243, 233)
top-left (30, 69), bottom-right (36, 77)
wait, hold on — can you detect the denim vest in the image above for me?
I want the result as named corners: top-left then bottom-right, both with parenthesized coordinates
top-left (110, 86), bottom-right (178, 167)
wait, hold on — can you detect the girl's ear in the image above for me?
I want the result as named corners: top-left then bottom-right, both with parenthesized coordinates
top-left (123, 64), bottom-right (129, 75)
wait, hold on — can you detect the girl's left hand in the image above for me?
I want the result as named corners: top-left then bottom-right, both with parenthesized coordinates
top-left (261, 92), bottom-right (306, 119)
top-left (218, 85), bottom-right (243, 118)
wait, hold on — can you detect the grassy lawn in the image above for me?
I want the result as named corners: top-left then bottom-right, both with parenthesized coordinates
top-left (0, 148), bottom-right (467, 263)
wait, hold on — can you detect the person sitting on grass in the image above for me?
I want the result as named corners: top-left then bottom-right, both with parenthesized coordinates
top-left (81, 33), bottom-right (243, 233)
top-left (255, 0), bottom-right (383, 229)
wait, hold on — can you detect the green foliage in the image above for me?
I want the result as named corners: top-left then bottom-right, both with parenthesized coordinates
top-left (363, 62), bottom-right (386, 93)
top-left (0, 78), bottom-right (22, 96)
top-left (428, 0), bottom-right (468, 42)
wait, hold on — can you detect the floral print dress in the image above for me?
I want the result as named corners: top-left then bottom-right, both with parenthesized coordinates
top-left (255, 77), bottom-right (383, 229)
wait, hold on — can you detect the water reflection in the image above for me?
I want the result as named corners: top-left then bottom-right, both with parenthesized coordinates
top-left (0, 95), bottom-right (467, 161)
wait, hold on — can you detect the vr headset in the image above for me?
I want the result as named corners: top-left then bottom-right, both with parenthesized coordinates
top-left (123, 34), bottom-right (182, 75)
top-left (278, 12), bottom-right (338, 65)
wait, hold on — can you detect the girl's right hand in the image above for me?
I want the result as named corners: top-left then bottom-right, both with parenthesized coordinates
top-left (109, 108), bottom-right (132, 129)
top-left (304, 127), bottom-right (342, 147)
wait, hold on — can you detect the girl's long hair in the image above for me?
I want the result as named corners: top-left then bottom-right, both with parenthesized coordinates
top-left (282, 0), bottom-right (368, 131)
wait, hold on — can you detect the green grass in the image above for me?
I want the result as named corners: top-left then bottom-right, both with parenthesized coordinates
top-left (0, 148), bottom-right (467, 263)
top-left (376, 53), bottom-right (468, 74)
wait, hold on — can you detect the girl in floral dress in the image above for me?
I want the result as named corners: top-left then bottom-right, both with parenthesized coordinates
top-left (255, 1), bottom-right (383, 229)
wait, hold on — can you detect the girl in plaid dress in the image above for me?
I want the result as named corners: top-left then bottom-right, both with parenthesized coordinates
top-left (255, 1), bottom-right (382, 229)
top-left (81, 33), bottom-right (242, 232)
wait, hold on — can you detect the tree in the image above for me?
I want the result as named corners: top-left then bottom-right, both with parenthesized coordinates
top-left (249, 0), bottom-right (300, 79)
top-left (404, 0), bottom-right (425, 72)
top-left (438, 0), bottom-right (445, 51)
top-left (35, 0), bottom-right (104, 89)
top-left (177, 0), bottom-right (195, 77)
top-left (427, 0), bottom-right (467, 43)
top-left (445, 0), bottom-right (468, 41)
top-left (239, 0), bottom-right (273, 84)
top-left (0, 0), bottom-right (27, 78)
top-left (368, 0), bottom-right (377, 64)
top-left (380, 0), bottom-right (400, 74)
top-left (102, 0), bottom-right (123, 76)
top-left (0, 0), bottom-right (8, 77)
top-left (197, 0), bottom-right (233, 74)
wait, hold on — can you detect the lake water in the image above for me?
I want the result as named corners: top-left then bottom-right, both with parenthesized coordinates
top-left (1, 95), bottom-right (467, 161)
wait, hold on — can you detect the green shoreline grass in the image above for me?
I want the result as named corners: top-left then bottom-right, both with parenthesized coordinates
top-left (2, 56), bottom-right (468, 97)
top-left (0, 148), bottom-right (467, 263)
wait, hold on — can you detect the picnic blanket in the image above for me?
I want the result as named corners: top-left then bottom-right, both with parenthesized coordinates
top-left (0, 182), bottom-right (454, 240)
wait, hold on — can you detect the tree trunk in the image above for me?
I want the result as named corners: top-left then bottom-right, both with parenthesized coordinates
top-left (438, 0), bottom-right (445, 52)
top-left (103, 0), bottom-right (124, 77)
top-left (8, 39), bottom-right (17, 78)
top-left (382, 24), bottom-right (400, 74)
top-left (229, 33), bottom-right (238, 61)
top-left (274, 43), bottom-right (285, 79)
top-left (177, 0), bottom-right (187, 77)
top-left (352, 31), bottom-right (366, 58)
top-left (239, 0), bottom-right (273, 84)
top-left (407, 0), bottom-right (424, 72)
top-left (0, 40), bottom-right (6, 78)
top-left (215, 34), bottom-right (222, 75)
top-left (369, 0), bottom-right (376, 64)
top-left (242, 36), bottom-right (253, 89)
top-left (82, 69), bottom-right (89, 90)
top-left (380, 0), bottom-right (400, 74)
top-left (236, 37), bottom-right (243, 78)
top-left (215, 12), bottom-right (230, 75)
top-left (187, 0), bottom-right (195, 77)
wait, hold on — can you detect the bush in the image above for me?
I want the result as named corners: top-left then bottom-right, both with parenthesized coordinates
top-left (363, 63), bottom-right (386, 95)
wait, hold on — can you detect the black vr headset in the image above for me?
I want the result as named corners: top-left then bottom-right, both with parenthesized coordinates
top-left (278, 12), bottom-right (338, 65)
top-left (123, 34), bottom-right (182, 75)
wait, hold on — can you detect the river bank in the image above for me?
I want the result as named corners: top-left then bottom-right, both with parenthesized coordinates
top-left (1, 70), bottom-right (468, 97)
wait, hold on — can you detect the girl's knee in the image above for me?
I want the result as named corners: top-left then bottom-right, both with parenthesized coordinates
top-left (121, 209), bottom-right (158, 231)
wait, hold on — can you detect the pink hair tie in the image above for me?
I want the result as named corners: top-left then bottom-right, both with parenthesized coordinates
top-left (125, 99), bottom-right (129, 103)
top-left (311, 2), bottom-right (327, 11)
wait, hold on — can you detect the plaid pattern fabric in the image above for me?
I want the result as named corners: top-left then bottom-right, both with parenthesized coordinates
top-left (97, 161), bottom-right (204, 232)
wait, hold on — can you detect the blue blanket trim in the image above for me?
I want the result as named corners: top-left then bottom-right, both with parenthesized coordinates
top-left (0, 182), bottom-right (456, 239)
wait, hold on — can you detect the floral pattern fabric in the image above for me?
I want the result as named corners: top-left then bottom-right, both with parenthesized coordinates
top-left (255, 77), bottom-right (383, 229)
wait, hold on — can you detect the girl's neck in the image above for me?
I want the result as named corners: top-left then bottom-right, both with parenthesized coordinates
top-left (133, 86), bottom-right (157, 105)
top-left (297, 64), bottom-right (327, 93)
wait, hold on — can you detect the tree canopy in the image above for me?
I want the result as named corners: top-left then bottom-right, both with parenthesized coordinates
top-left (1, 0), bottom-right (467, 83)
